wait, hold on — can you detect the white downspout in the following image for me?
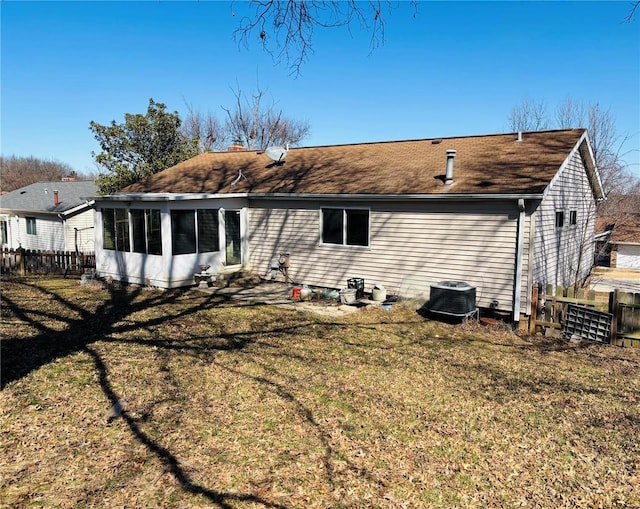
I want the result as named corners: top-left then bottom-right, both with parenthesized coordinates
top-left (513, 199), bottom-right (526, 327)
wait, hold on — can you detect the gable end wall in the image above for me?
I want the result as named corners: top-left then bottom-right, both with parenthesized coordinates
top-left (533, 150), bottom-right (596, 289)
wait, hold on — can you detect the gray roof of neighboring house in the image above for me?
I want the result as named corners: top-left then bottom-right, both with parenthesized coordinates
top-left (0, 181), bottom-right (97, 214)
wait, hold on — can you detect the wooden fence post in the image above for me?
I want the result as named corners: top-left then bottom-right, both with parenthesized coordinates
top-left (609, 290), bottom-right (618, 344)
top-left (18, 247), bottom-right (26, 276)
top-left (530, 285), bottom-right (538, 334)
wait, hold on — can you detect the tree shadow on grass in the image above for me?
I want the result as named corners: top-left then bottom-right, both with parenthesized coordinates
top-left (2, 278), bottom-right (402, 506)
top-left (0, 278), bottom-right (291, 508)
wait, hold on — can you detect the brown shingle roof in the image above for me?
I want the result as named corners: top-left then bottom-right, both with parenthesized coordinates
top-left (121, 129), bottom-right (587, 196)
top-left (596, 216), bottom-right (640, 244)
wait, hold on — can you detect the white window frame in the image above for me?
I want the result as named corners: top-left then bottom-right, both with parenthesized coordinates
top-left (26, 216), bottom-right (37, 236)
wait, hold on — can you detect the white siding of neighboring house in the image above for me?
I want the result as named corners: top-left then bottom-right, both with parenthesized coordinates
top-left (616, 244), bottom-right (640, 269)
top-left (532, 149), bottom-right (596, 289)
top-left (4, 214), bottom-right (65, 251)
top-left (248, 199), bottom-right (529, 313)
top-left (1, 216), bottom-right (19, 249)
top-left (63, 210), bottom-right (96, 253)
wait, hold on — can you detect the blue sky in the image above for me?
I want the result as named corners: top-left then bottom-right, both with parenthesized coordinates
top-left (2, 1), bottom-right (639, 178)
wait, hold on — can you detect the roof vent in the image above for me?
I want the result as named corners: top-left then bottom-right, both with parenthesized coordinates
top-left (516, 131), bottom-right (523, 142)
top-left (445, 149), bottom-right (456, 185)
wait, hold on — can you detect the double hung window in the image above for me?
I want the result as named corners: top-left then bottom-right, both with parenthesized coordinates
top-left (26, 217), bottom-right (37, 235)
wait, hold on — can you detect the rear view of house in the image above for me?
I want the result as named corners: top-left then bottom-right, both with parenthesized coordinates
top-left (91, 129), bottom-right (604, 327)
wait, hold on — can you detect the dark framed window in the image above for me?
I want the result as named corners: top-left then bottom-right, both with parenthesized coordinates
top-left (171, 210), bottom-right (196, 255)
top-left (1, 221), bottom-right (7, 244)
top-left (102, 209), bottom-right (116, 250)
top-left (26, 217), bottom-right (36, 235)
top-left (569, 210), bottom-right (577, 226)
top-left (197, 209), bottom-right (219, 253)
top-left (115, 208), bottom-right (130, 252)
top-left (131, 210), bottom-right (146, 254)
top-left (131, 209), bottom-right (162, 255)
top-left (171, 209), bottom-right (220, 255)
top-left (146, 209), bottom-right (163, 255)
top-left (102, 208), bottom-right (131, 251)
top-left (321, 208), bottom-right (370, 247)
top-left (555, 211), bottom-right (564, 229)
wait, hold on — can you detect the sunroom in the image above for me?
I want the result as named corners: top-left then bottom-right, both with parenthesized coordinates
top-left (95, 195), bottom-right (248, 288)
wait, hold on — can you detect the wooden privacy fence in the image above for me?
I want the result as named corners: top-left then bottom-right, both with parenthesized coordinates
top-left (530, 284), bottom-right (640, 347)
top-left (1, 248), bottom-right (95, 276)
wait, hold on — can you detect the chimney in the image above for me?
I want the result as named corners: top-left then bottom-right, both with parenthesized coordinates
top-left (445, 149), bottom-right (456, 185)
top-left (53, 190), bottom-right (59, 206)
top-left (516, 131), bottom-right (523, 142)
top-left (228, 141), bottom-right (247, 152)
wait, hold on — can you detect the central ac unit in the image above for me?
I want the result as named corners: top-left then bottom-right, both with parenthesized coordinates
top-left (427, 281), bottom-right (476, 317)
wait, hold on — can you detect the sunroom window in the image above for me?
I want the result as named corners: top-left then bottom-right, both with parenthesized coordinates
top-left (132, 209), bottom-right (162, 255)
top-left (102, 209), bottom-right (116, 250)
top-left (171, 209), bottom-right (220, 255)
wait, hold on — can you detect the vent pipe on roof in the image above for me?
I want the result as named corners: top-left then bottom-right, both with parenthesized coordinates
top-left (517, 131), bottom-right (523, 142)
top-left (445, 149), bottom-right (456, 185)
top-left (53, 190), bottom-right (59, 206)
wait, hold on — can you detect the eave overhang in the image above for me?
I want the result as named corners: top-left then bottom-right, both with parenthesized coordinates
top-left (90, 192), bottom-right (545, 203)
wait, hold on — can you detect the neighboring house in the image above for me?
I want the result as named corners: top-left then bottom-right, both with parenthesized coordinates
top-left (595, 216), bottom-right (640, 270)
top-left (0, 180), bottom-right (97, 252)
top-left (91, 129), bottom-right (603, 326)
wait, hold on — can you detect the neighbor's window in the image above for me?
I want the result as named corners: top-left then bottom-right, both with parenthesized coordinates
top-left (26, 217), bottom-right (37, 235)
top-left (569, 210), bottom-right (577, 226)
top-left (321, 208), bottom-right (370, 247)
top-left (555, 211), bottom-right (564, 229)
top-left (1, 221), bottom-right (7, 244)
top-left (131, 209), bottom-right (162, 255)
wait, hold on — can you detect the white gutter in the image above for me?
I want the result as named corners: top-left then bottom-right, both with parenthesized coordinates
top-left (60, 200), bottom-right (95, 217)
top-left (513, 198), bottom-right (526, 326)
top-left (91, 192), bottom-right (545, 202)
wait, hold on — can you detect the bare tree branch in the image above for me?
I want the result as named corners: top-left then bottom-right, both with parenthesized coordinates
top-left (234, 1), bottom-right (417, 75)
top-left (508, 97), bottom-right (550, 132)
top-left (624, 1), bottom-right (640, 22)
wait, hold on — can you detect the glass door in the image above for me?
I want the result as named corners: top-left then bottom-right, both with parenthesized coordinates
top-left (225, 210), bottom-right (241, 265)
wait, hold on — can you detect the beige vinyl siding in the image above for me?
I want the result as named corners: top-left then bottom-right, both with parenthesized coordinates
top-left (249, 200), bottom-right (522, 312)
top-left (533, 150), bottom-right (596, 289)
top-left (63, 210), bottom-right (96, 252)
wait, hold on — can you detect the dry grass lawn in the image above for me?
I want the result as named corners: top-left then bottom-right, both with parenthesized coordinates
top-left (1, 277), bottom-right (639, 508)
